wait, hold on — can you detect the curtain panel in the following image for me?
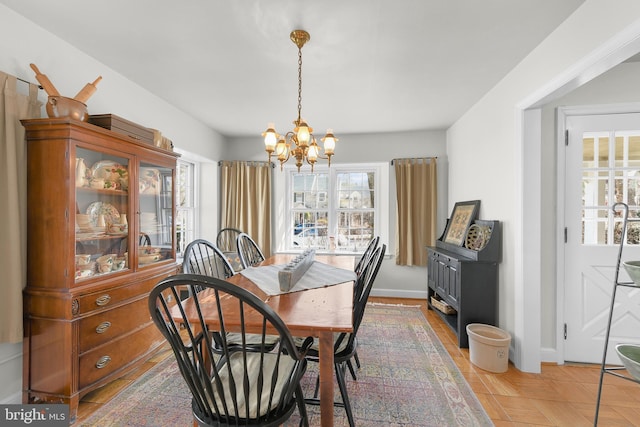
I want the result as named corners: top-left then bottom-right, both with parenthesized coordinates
top-left (220, 161), bottom-right (272, 257)
top-left (0, 72), bottom-right (42, 343)
top-left (394, 158), bottom-right (437, 266)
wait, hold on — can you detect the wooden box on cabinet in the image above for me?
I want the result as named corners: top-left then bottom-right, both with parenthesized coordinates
top-left (88, 113), bottom-right (154, 145)
top-left (21, 118), bottom-right (180, 420)
top-left (427, 220), bottom-right (501, 347)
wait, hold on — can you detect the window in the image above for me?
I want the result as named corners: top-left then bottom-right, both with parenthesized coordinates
top-left (282, 163), bottom-right (388, 253)
top-left (175, 159), bottom-right (197, 256)
top-left (581, 131), bottom-right (640, 245)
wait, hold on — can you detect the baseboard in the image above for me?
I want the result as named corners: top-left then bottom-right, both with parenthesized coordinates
top-left (369, 288), bottom-right (428, 299)
top-left (541, 347), bottom-right (561, 364)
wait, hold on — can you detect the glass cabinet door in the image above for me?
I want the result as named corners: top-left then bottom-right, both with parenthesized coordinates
top-left (138, 161), bottom-right (174, 267)
top-left (74, 147), bottom-right (130, 282)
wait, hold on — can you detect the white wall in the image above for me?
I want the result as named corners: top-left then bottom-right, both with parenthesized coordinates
top-left (225, 130), bottom-right (449, 297)
top-left (446, 0), bottom-right (640, 371)
top-left (0, 4), bottom-right (226, 404)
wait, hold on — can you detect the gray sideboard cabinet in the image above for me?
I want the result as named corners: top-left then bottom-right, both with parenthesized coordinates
top-left (426, 219), bottom-right (501, 347)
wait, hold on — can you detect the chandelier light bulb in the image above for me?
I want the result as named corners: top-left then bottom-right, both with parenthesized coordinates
top-left (296, 120), bottom-right (311, 146)
top-left (307, 143), bottom-right (319, 162)
top-left (275, 138), bottom-right (288, 159)
top-left (263, 123), bottom-right (278, 152)
top-left (322, 129), bottom-right (337, 155)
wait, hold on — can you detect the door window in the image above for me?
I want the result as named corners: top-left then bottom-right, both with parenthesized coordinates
top-left (582, 131), bottom-right (640, 245)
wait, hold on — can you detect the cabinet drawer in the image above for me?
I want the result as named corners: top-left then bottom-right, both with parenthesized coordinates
top-left (79, 298), bottom-right (152, 353)
top-left (75, 272), bottom-right (171, 316)
top-left (78, 323), bottom-right (162, 389)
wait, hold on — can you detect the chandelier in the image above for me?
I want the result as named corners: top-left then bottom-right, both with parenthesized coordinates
top-left (263, 29), bottom-right (337, 172)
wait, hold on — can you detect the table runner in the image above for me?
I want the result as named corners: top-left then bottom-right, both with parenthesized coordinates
top-left (240, 261), bottom-right (356, 296)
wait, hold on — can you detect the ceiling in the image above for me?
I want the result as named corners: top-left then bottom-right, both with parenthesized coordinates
top-left (1, 0), bottom-right (586, 137)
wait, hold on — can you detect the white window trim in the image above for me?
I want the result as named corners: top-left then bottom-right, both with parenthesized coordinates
top-left (175, 155), bottom-right (200, 259)
top-left (273, 162), bottom-right (388, 254)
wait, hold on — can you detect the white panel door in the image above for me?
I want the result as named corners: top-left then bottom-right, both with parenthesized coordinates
top-left (564, 113), bottom-right (640, 364)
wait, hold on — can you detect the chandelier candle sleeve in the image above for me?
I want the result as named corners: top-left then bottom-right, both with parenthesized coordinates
top-left (263, 29), bottom-right (338, 172)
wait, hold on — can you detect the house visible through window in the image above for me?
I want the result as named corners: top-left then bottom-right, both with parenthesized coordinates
top-left (175, 159), bottom-right (196, 256)
top-left (286, 163), bottom-right (387, 253)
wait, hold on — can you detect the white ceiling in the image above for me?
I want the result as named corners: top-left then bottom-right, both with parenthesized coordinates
top-left (1, 0), bottom-right (585, 137)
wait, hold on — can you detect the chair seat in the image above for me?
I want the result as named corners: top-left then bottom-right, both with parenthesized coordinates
top-left (294, 333), bottom-right (352, 358)
top-left (207, 351), bottom-right (301, 419)
top-left (225, 332), bottom-right (280, 348)
top-left (223, 251), bottom-right (244, 271)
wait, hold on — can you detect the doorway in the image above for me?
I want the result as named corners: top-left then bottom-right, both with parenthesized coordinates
top-left (561, 110), bottom-right (640, 364)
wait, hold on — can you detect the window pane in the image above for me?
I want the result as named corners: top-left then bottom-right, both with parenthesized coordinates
top-left (337, 211), bottom-right (374, 251)
top-left (291, 211), bottom-right (328, 249)
top-left (176, 160), bottom-right (196, 256)
top-left (582, 208), bottom-right (609, 244)
top-left (292, 173), bottom-right (328, 209)
top-left (630, 135), bottom-right (640, 162)
top-left (337, 172), bottom-right (375, 209)
top-left (582, 131), bottom-right (640, 245)
top-left (598, 136), bottom-right (609, 168)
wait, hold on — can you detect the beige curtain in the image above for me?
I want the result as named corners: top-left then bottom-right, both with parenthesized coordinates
top-left (394, 158), bottom-right (437, 266)
top-left (220, 161), bottom-right (272, 257)
top-left (0, 72), bottom-right (42, 343)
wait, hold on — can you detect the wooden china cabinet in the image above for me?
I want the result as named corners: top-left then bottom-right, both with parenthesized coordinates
top-left (21, 118), bottom-right (179, 420)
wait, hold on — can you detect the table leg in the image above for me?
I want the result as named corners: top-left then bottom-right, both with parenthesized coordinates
top-left (318, 330), bottom-right (334, 427)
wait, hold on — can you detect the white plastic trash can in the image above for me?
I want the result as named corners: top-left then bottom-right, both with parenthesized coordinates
top-left (466, 323), bottom-right (511, 373)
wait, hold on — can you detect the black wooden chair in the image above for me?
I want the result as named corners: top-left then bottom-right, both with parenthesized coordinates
top-left (182, 239), bottom-right (235, 281)
top-left (354, 235), bottom-right (380, 278)
top-left (182, 238), bottom-right (278, 351)
top-left (139, 232), bottom-right (151, 247)
top-left (349, 235), bottom-right (380, 377)
top-left (300, 244), bottom-right (386, 427)
top-left (149, 274), bottom-right (313, 427)
top-left (216, 227), bottom-right (243, 252)
top-left (216, 228), bottom-right (245, 271)
top-left (236, 232), bottom-right (265, 269)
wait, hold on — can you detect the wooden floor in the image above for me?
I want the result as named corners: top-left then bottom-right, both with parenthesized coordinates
top-left (75, 296), bottom-right (640, 426)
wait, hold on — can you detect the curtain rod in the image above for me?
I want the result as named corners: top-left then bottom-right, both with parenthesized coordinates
top-left (218, 160), bottom-right (275, 168)
top-left (390, 157), bottom-right (437, 165)
top-left (16, 76), bottom-right (43, 90)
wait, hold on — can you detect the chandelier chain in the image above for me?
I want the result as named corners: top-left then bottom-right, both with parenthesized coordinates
top-left (263, 29), bottom-right (337, 172)
top-left (297, 46), bottom-right (303, 124)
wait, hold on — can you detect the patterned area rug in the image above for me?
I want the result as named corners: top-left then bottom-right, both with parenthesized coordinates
top-left (80, 304), bottom-right (492, 426)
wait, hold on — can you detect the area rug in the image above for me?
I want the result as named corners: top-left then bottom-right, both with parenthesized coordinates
top-left (80, 304), bottom-right (492, 426)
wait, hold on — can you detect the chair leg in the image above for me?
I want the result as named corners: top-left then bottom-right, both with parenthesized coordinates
top-left (347, 359), bottom-right (357, 380)
top-left (335, 361), bottom-right (355, 427)
top-left (296, 384), bottom-right (309, 427)
top-left (312, 373), bottom-right (320, 399)
top-left (353, 350), bottom-right (361, 368)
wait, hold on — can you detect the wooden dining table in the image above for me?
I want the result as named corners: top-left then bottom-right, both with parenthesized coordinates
top-left (183, 253), bottom-right (355, 427)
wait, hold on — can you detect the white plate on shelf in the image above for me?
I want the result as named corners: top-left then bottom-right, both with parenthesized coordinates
top-left (90, 160), bottom-right (129, 190)
top-left (86, 202), bottom-right (120, 227)
top-left (139, 168), bottom-right (161, 195)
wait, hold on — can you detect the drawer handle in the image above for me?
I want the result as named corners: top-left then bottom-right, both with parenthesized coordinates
top-left (95, 295), bottom-right (111, 306)
top-left (95, 321), bottom-right (111, 334)
top-left (96, 355), bottom-right (111, 369)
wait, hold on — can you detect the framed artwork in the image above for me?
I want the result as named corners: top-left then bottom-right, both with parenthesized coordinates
top-left (443, 200), bottom-right (481, 246)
